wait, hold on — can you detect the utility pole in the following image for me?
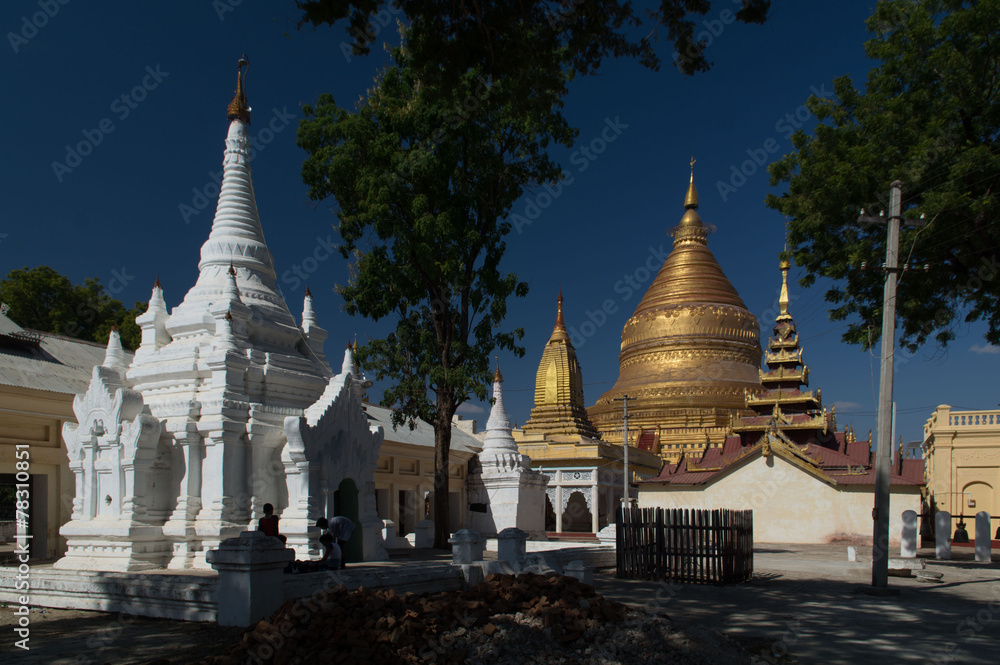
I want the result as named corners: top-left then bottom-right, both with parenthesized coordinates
top-left (614, 395), bottom-right (633, 506)
top-left (858, 180), bottom-right (925, 588)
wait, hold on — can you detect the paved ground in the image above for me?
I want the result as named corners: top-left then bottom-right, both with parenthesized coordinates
top-left (596, 544), bottom-right (1000, 665)
top-left (1, 544), bottom-right (996, 664)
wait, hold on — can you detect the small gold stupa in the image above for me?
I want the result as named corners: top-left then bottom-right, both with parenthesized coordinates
top-left (587, 164), bottom-right (762, 461)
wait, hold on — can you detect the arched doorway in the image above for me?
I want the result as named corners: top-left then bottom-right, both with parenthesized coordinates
top-left (334, 478), bottom-right (362, 563)
top-left (562, 491), bottom-right (592, 533)
top-left (544, 494), bottom-right (556, 532)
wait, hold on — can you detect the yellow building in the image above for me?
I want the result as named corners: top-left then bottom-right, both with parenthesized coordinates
top-left (588, 169), bottom-right (761, 463)
top-left (923, 405), bottom-right (1000, 537)
top-left (369, 404), bottom-right (480, 541)
top-left (0, 312), bottom-right (115, 561)
top-left (514, 294), bottom-right (662, 533)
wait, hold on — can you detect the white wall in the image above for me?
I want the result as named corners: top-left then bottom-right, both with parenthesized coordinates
top-left (638, 455), bottom-right (921, 545)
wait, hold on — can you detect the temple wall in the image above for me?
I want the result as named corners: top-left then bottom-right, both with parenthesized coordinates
top-left (638, 455), bottom-right (921, 545)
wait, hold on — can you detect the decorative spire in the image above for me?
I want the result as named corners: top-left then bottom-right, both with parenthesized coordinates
top-left (227, 55), bottom-right (250, 125)
top-left (304, 283), bottom-right (312, 297)
top-left (102, 327), bottom-right (128, 372)
top-left (302, 287), bottom-right (317, 327)
top-left (677, 159), bottom-right (703, 231)
top-left (554, 289), bottom-right (565, 331)
top-left (483, 359), bottom-right (519, 453)
top-left (353, 333), bottom-right (358, 351)
top-left (778, 255), bottom-right (792, 320)
top-left (684, 156), bottom-right (699, 209)
top-left (153, 275), bottom-right (161, 289)
top-left (222, 264), bottom-right (242, 304)
top-left (342, 343), bottom-right (357, 377)
top-left (494, 355), bottom-right (503, 383)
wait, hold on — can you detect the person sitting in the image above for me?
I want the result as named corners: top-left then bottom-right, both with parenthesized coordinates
top-left (319, 533), bottom-right (342, 571)
top-left (258, 503), bottom-right (281, 540)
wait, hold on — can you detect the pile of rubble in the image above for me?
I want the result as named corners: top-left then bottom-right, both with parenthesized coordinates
top-left (193, 573), bottom-right (754, 665)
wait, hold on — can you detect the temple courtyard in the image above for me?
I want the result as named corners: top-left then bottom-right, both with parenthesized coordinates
top-left (2, 543), bottom-right (996, 664)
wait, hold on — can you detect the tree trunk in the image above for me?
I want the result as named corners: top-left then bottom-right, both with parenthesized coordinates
top-left (432, 392), bottom-right (456, 549)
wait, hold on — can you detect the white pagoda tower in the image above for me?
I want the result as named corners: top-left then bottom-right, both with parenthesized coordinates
top-left (468, 361), bottom-right (548, 538)
top-left (56, 58), bottom-right (386, 571)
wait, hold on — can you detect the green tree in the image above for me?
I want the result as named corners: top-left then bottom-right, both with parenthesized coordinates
top-left (0, 266), bottom-right (147, 350)
top-left (767, 0), bottom-right (1000, 351)
top-left (297, 1), bottom-right (772, 547)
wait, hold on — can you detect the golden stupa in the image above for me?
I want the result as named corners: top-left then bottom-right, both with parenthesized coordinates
top-left (587, 165), bottom-right (762, 461)
top-left (521, 291), bottom-right (601, 440)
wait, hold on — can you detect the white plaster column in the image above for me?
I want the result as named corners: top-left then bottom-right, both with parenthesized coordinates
top-left (975, 512), bottom-right (992, 562)
top-left (935, 511), bottom-right (952, 560)
top-left (592, 472), bottom-right (600, 532)
top-left (555, 479), bottom-right (563, 533)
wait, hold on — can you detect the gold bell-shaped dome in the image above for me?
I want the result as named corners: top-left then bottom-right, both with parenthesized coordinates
top-left (588, 165), bottom-right (762, 460)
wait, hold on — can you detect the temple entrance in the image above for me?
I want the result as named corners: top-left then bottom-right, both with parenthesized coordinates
top-left (544, 495), bottom-right (556, 532)
top-left (562, 491), bottom-right (592, 532)
top-left (333, 478), bottom-right (362, 563)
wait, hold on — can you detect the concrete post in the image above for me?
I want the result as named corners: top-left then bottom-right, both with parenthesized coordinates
top-left (975, 512), bottom-right (992, 563)
top-left (565, 560), bottom-right (594, 585)
top-left (448, 529), bottom-right (484, 564)
top-left (935, 511), bottom-right (951, 560)
top-left (900, 510), bottom-right (918, 558)
top-left (414, 518), bottom-right (434, 549)
top-left (206, 531), bottom-right (293, 627)
top-left (496, 527), bottom-right (528, 568)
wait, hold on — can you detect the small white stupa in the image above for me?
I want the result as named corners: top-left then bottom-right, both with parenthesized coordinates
top-left (468, 360), bottom-right (548, 538)
top-left (56, 57), bottom-right (386, 571)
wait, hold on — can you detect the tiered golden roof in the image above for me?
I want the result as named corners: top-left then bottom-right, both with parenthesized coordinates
top-left (521, 292), bottom-right (601, 440)
top-left (588, 165), bottom-right (762, 461)
top-left (741, 258), bottom-right (830, 436)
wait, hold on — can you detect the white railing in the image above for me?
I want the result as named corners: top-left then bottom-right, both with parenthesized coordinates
top-left (947, 410), bottom-right (1000, 428)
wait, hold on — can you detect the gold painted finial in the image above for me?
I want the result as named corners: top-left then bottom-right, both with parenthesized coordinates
top-left (778, 254), bottom-right (791, 319)
top-left (494, 355), bottom-right (503, 383)
top-left (684, 157), bottom-right (699, 209)
top-left (353, 333), bottom-right (358, 351)
top-left (227, 55), bottom-right (251, 125)
top-left (555, 289), bottom-right (565, 330)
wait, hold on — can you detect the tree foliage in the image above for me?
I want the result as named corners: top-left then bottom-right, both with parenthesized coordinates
top-left (0, 266), bottom-right (146, 350)
top-left (297, 0), bottom-right (771, 76)
top-left (767, 0), bottom-right (1000, 351)
top-left (296, 0), bottom-right (772, 547)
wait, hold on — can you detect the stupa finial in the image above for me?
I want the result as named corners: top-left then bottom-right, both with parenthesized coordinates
top-left (494, 355), bottom-right (503, 383)
top-left (684, 156), bottom-right (699, 209)
top-left (227, 55), bottom-right (250, 125)
top-left (555, 289), bottom-right (565, 331)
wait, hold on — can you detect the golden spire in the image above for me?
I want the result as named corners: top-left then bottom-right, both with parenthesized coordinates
top-left (555, 288), bottom-right (565, 330)
top-left (494, 355), bottom-right (503, 383)
top-left (778, 255), bottom-right (791, 320)
top-left (684, 156), bottom-right (699, 209)
top-left (227, 55), bottom-right (251, 125)
top-left (353, 333), bottom-right (358, 351)
top-left (678, 158), bottom-right (703, 229)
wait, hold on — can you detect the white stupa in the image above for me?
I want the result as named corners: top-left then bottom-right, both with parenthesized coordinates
top-left (56, 58), bottom-right (385, 571)
top-left (468, 360), bottom-right (548, 538)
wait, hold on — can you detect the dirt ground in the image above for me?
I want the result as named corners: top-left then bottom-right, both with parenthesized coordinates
top-left (1, 544), bottom-right (997, 665)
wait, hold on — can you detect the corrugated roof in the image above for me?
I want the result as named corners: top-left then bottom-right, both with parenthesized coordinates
top-left (363, 403), bottom-right (482, 455)
top-left (0, 312), bottom-right (126, 395)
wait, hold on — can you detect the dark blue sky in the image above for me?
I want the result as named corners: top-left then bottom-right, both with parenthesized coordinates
top-left (2, 1), bottom-right (995, 447)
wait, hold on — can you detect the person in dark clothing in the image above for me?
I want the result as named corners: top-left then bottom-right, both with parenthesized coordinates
top-left (258, 503), bottom-right (280, 539)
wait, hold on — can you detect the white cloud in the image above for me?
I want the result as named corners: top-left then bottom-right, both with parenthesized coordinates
top-left (970, 344), bottom-right (1000, 355)
top-left (456, 402), bottom-right (487, 416)
top-left (832, 401), bottom-right (864, 412)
